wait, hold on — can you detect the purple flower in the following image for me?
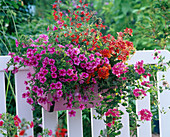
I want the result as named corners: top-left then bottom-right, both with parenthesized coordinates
top-left (66, 102), bottom-right (73, 109)
top-left (13, 56), bottom-right (21, 63)
top-left (82, 96), bottom-right (89, 102)
top-left (79, 104), bottom-right (85, 110)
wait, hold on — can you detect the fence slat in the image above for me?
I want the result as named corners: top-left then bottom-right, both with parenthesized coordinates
top-left (0, 72), bottom-right (6, 114)
top-left (42, 109), bottom-right (58, 134)
top-left (67, 109), bottom-right (83, 137)
top-left (15, 70), bottom-right (33, 136)
top-left (119, 104), bottom-right (130, 137)
top-left (91, 108), bottom-right (106, 137)
top-left (158, 69), bottom-right (170, 137)
top-left (136, 92), bottom-right (151, 137)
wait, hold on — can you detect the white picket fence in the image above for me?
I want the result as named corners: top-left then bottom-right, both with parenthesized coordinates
top-left (0, 50), bottom-right (170, 137)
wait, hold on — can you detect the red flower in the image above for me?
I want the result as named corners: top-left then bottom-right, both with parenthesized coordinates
top-left (19, 130), bottom-right (25, 136)
top-left (0, 121), bottom-right (4, 126)
top-left (79, 0), bottom-right (82, 3)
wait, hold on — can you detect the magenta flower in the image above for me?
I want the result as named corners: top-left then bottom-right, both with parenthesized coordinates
top-left (73, 48), bottom-right (80, 55)
top-left (134, 60), bottom-right (145, 75)
top-left (66, 69), bottom-right (73, 76)
top-left (82, 95), bottom-right (89, 102)
top-left (40, 77), bottom-right (47, 83)
top-left (57, 90), bottom-right (63, 97)
top-left (15, 39), bottom-right (19, 47)
top-left (59, 69), bottom-right (66, 76)
top-left (112, 62), bottom-right (128, 77)
top-left (27, 98), bottom-right (33, 105)
top-left (79, 54), bottom-right (85, 61)
top-left (79, 104), bottom-right (85, 110)
top-left (50, 83), bottom-right (57, 90)
top-left (80, 63), bottom-right (86, 68)
top-left (66, 103), bottom-right (73, 109)
top-left (35, 54), bottom-right (41, 60)
top-left (86, 62), bottom-right (92, 70)
top-left (89, 54), bottom-right (94, 61)
top-left (37, 88), bottom-right (44, 96)
top-left (56, 81), bottom-right (62, 89)
top-left (53, 26), bottom-right (58, 31)
top-left (106, 123), bottom-right (112, 127)
top-left (72, 75), bottom-right (78, 81)
top-left (13, 56), bottom-right (21, 63)
top-left (51, 73), bottom-right (57, 78)
top-left (82, 72), bottom-right (89, 78)
top-left (32, 86), bottom-right (39, 93)
top-left (138, 109), bottom-right (152, 121)
top-left (73, 58), bottom-right (80, 65)
top-left (68, 110), bottom-right (76, 117)
top-left (49, 59), bottom-right (55, 65)
top-left (48, 129), bottom-right (52, 136)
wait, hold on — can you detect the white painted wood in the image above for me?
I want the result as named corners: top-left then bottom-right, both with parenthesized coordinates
top-left (136, 92), bottom-right (152, 137)
top-left (42, 109), bottom-right (58, 133)
top-left (91, 108), bottom-right (106, 137)
top-left (119, 104), bottom-right (130, 137)
top-left (0, 72), bottom-right (6, 114)
top-left (136, 76), bottom-right (152, 137)
top-left (157, 69), bottom-right (170, 137)
top-left (67, 109), bottom-right (83, 137)
top-left (15, 70), bottom-right (33, 136)
top-left (127, 50), bottom-right (170, 65)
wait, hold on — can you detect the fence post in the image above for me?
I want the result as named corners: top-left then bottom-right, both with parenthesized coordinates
top-left (15, 70), bottom-right (34, 136)
top-left (158, 69), bottom-right (170, 137)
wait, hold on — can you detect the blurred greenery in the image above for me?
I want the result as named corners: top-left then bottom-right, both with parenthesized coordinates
top-left (0, 0), bottom-right (169, 136)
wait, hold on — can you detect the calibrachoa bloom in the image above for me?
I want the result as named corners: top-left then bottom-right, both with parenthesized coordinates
top-left (68, 110), bottom-right (76, 117)
top-left (138, 109), bottom-right (153, 121)
top-left (133, 89), bottom-right (147, 97)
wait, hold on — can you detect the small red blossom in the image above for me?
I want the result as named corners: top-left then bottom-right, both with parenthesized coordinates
top-left (19, 130), bottom-right (25, 136)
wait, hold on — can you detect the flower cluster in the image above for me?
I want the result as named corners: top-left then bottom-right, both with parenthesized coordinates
top-left (5, 0), bottom-right (158, 136)
top-left (138, 109), bottom-right (153, 121)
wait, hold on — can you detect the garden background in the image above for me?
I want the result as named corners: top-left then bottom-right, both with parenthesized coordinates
top-left (0, 0), bottom-right (169, 136)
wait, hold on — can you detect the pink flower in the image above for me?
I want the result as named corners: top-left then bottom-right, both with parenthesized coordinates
top-left (13, 56), bottom-right (21, 63)
top-left (73, 48), bottom-right (80, 55)
top-left (152, 49), bottom-right (161, 60)
top-left (47, 26), bottom-right (49, 31)
top-left (49, 59), bottom-right (55, 65)
top-left (134, 60), bottom-right (145, 74)
top-left (79, 54), bottom-right (85, 61)
top-left (53, 95), bottom-right (59, 102)
top-left (73, 58), bottom-right (80, 65)
top-left (30, 121), bottom-right (34, 128)
top-left (53, 26), bottom-right (58, 31)
top-left (79, 104), bottom-right (85, 110)
top-left (68, 110), bottom-right (76, 117)
top-left (106, 123), bottom-right (112, 127)
top-left (66, 103), bottom-right (73, 109)
top-left (56, 81), bottom-right (62, 89)
top-left (51, 66), bottom-right (57, 72)
top-left (15, 39), bottom-right (19, 47)
top-left (141, 81), bottom-right (152, 87)
top-left (59, 69), bottom-right (66, 76)
top-left (27, 98), bottom-right (34, 105)
top-left (138, 109), bottom-right (152, 121)
top-left (67, 69), bottom-right (74, 76)
top-left (89, 54), bottom-right (94, 61)
top-left (122, 77), bottom-right (127, 80)
top-left (57, 90), bottom-right (63, 97)
top-left (40, 77), bottom-right (47, 83)
top-left (112, 63), bottom-right (128, 77)
top-left (0, 114), bottom-right (2, 119)
top-left (50, 83), bottom-right (57, 90)
top-left (48, 129), bottom-right (52, 136)
top-left (0, 121), bottom-right (4, 126)
top-left (51, 73), bottom-right (57, 78)
top-left (92, 78), bottom-right (96, 83)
